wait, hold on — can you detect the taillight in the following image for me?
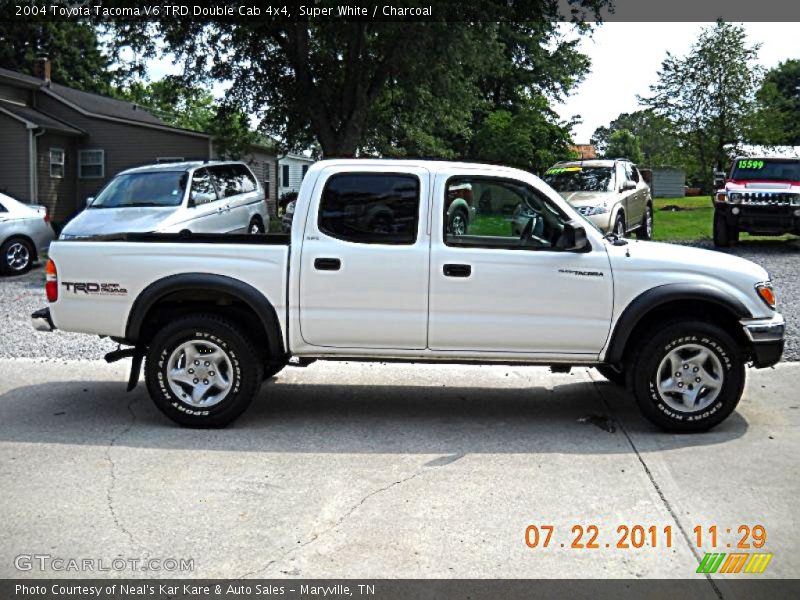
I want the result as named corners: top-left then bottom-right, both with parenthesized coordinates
top-left (43, 208), bottom-right (50, 224)
top-left (45, 259), bottom-right (58, 302)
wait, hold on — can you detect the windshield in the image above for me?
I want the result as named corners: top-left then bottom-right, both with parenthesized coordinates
top-left (89, 172), bottom-right (187, 208)
top-left (544, 166), bottom-right (615, 193)
top-left (730, 159), bottom-right (800, 182)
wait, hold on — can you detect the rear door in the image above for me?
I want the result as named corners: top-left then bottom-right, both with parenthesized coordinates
top-left (206, 165), bottom-right (246, 233)
top-left (298, 167), bottom-right (431, 349)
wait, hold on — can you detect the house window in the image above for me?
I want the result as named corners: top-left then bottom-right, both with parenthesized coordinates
top-left (263, 162), bottom-right (270, 191)
top-left (156, 157), bottom-right (185, 164)
top-left (79, 149), bottom-right (104, 179)
top-left (49, 148), bottom-right (65, 179)
top-left (282, 164), bottom-right (290, 188)
top-left (302, 164), bottom-right (309, 179)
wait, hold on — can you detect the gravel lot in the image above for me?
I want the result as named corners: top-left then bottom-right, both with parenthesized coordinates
top-left (1, 238), bottom-right (797, 361)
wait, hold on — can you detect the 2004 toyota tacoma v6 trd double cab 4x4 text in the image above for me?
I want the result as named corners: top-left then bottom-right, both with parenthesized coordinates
top-left (32, 160), bottom-right (785, 431)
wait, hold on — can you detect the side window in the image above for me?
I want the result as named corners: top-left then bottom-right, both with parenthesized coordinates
top-left (209, 165), bottom-right (240, 198)
top-left (190, 169), bottom-right (218, 205)
top-left (616, 163), bottom-right (628, 190)
top-left (318, 173), bottom-right (420, 245)
top-left (625, 163), bottom-right (639, 183)
top-left (444, 177), bottom-right (570, 250)
top-left (235, 165), bottom-right (258, 193)
top-left (282, 164), bottom-right (290, 188)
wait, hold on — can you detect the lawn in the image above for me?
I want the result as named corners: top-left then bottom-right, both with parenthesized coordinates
top-left (652, 195), bottom-right (798, 242)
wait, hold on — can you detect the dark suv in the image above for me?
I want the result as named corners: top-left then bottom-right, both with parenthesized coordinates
top-left (713, 156), bottom-right (800, 246)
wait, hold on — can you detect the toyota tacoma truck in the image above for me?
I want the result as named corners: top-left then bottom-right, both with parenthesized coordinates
top-left (713, 155), bottom-right (800, 246)
top-left (32, 160), bottom-right (785, 431)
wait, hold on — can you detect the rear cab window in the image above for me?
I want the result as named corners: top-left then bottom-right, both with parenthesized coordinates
top-left (318, 173), bottom-right (420, 244)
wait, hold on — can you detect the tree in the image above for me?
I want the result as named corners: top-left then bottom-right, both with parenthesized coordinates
top-left (641, 21), bottom-right (762, 190)
top-left (110, 2), bottom-right (608, 157)
top-left (0, 20), bottom-right (116, 93)
top-left (472, 97), bottom-right (577, 173)
top-left (604, 129), bottom-right (643, 163)
top-left (751, 60), bottom-right (800, 145)
top-left (591, 109), bottom-right (679, 165)
top-left (115, 77), bottom-right (258, 159)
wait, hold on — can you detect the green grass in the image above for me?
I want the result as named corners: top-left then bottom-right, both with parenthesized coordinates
top-left (468, 215), bottom-right (512, 236)
top-left (653, 195), bottom-right (798, 242)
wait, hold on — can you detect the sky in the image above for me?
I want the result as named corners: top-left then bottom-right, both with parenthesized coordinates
top-left (554, 22), bottom-right (799, 142)
top-left (143, 22), bottom-right (798, 146)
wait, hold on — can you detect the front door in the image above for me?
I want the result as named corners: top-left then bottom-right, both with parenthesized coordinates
top-left (428, 174), bottom-right (613, 357)
top-left (298, 167), bottom-right (431, 349)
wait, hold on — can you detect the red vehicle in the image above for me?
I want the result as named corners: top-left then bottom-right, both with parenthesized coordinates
top-left (713, 156), bottom-right (800, 247)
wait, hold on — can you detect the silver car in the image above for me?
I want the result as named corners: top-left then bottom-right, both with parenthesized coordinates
top-left (60, 161), bottom-right (269, 239)
top-left (0, 192), bottom-right (55, 275)
top-left (540, 159), bottom-right (653, 239)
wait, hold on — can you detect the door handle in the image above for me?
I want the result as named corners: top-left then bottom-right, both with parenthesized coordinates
top-left (314, 257), bottom-right (341, 271)
top-left (443, 263), bottom-right (471, 277)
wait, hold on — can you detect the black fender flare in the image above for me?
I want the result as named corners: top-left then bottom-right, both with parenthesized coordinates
top-left (125, 273), bottom-right (285, 360)
top-left (604, 283), bottom-right (752, 365)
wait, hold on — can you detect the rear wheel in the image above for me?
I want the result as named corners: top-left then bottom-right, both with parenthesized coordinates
top-left (145, 314), bottom-right (263, 427)
top-left (628, 320), bottom-right (745, 432)
top-left (248, 216), bottom-right (265, 234)
top-left (636, 204), bottom-right (653, 240)
top-left (1, 238), bottom-right (34, 275)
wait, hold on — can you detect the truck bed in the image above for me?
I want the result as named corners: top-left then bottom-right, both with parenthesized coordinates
top-left (47, 235), bottom-right (290, 339)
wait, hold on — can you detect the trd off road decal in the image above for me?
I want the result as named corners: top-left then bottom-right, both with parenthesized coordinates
top-left (61, 282), bottom-right (128, 295)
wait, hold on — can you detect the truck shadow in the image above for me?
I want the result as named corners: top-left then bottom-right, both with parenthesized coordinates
top-left (0, 377), bottom-right (748, 454)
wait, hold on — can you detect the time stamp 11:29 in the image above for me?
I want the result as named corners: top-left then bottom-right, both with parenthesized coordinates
top-left (524, 524), bottom-right (767, 550)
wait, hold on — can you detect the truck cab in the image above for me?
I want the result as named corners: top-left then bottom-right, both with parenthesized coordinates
top-left (713, 156), bottom-right (800, 246)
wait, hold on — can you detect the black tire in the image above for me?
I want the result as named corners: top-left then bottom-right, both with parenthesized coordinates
top-left (448, 209), bottom-right (469, 236)
top-left (596, 364), bottom-right (626, 387)
top-left (612, 212), bottom-right (626, 238)
top-left (144, 314), bottom-right (263, 427)
top-left (248, 216), bottom-right (265, 234)
top-left (635, 204), bottom-right (653, 240)
top-left (713, 213), bottom-right (735, 247)
top-left (1, 237), bottom-right (34, 275)
top-left (627, 320), bottom-right (745, 432)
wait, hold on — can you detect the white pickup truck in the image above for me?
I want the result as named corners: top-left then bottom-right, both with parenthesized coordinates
top-left (33, 160), bottom-right (785, 431)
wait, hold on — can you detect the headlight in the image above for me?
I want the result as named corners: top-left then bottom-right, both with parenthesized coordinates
top-left (578, 205), bottom-right (608, 216)
top-left (755, 281), bottom-right (776, 310)
top-left (729, 193), bottom-right (742, 204)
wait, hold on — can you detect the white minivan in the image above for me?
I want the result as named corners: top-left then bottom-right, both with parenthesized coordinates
top-left (60, 161), bottom-right (269, 239)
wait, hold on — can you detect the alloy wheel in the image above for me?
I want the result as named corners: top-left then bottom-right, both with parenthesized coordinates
top-left (656, 343), bottom-right (724, 412)
top-left (166, 340), bottom-right (234, 407)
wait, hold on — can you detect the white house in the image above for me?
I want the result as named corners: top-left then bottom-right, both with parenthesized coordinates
top-left (278, 153), bottom-right (315, 197)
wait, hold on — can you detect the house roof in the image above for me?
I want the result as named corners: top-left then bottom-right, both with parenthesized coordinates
top-left (0, 99), bottom-right (85, 136)
top-left (0, 67), bottom-right (209, 138)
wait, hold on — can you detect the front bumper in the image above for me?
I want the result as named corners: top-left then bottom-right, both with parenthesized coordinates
top-left (715, 202), bottom-right (800, 235)
top-left (31, 307), bottom-right (55, 332)
top-left (741, 314), bottom-right (785, 368)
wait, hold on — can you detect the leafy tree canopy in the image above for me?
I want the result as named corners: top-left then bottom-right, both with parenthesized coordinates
top-left (751, 59), bottom-right (800, 146)
top-left (640, 20), bottom-right (762, 189)
top-left (604, 129), bottom-right (643, 163)
top-left (591, 109), bottom-right (679, 166)
top-left (108, 1), bottom-right (609, 158)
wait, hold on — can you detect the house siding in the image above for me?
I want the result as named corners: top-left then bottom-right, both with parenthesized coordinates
top-left (36, 133), bottom-right (78, 222)
top-left (0, 113), bottom-right (31, 201)
top-left (244, 150), bottom-right (277, 216)
top-left (278, 155), bottom-right (314, 197)
top-left (35, 94), bottom-right (210, 210)
top-left (650, 168), bottom-right (685, 198)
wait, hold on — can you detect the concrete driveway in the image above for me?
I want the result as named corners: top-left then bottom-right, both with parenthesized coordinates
top-left (0, 359), bottom-right (797, 582)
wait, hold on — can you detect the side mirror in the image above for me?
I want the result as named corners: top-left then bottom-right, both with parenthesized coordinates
top-left (187, 192), bottom-right (197, 208)
top-left (85, 197), bottom-right (94, 207)
top-left (556, 221), bottom-right (590, 252)
top-left (713, 171), bottom-right (726, 190)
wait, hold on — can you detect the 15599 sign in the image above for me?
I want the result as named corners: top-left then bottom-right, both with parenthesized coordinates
top-left (525, 524), bottom-right (768, 550)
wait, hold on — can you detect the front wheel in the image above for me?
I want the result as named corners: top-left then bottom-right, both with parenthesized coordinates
top-left (713, 213), bottom-right (738, 247)
top-left (628, 320), bottom-right (745, 432)
top-left (144, 315), bottom-right (263, 427)
top-left (448, 209), bottom-right (468, 236)
top-left (612, 212), bottom-right (626, 238)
